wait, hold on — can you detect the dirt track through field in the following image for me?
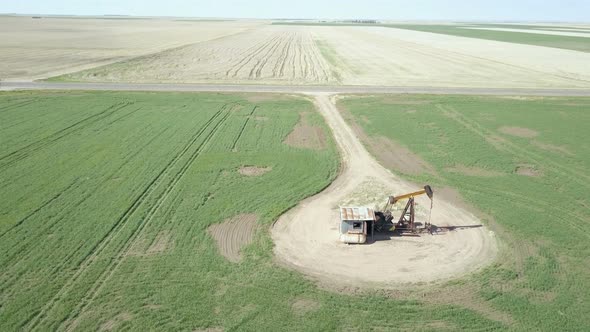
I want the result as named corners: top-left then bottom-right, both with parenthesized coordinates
top-left (271, 94), bottom-right (498, 287)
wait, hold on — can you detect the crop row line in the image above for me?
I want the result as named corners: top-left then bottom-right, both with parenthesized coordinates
top-left (0, 102), bottom-right (133, 170)
top-left (24, 105), bottom-right (231, 331)
top-left (438, 105), bottom-right (590, 184)
top-left (0, 119), bottom-right (175, 286)
top-left (60, 106), bottom-right (235, 331)
top-left (231, 106), bottom-right (257, 151)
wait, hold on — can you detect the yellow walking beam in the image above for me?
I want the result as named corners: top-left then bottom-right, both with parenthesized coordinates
top-left (389, 185), bottom-right (433, 204)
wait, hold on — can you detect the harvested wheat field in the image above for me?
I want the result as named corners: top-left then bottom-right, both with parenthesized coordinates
top-left (311, 26), bottom-right (590, 87)
top-left (61, 26), bottom-right (337, 84)
top-left (0, 16), bottom-right (259, 80)
top-left (48, 22), bottom-right (590, 88)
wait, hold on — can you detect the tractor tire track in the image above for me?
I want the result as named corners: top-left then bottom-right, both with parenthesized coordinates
top-left (226, 35), bottom-right (281, 78)
top-left (230, 105), bottom-right (257, 151)
top-left (0, 179), bottom-right (80, 240)
top-left (23, 106), bottom-right (230, 331)
top-left (0, 102), bottom-right (133, 169)
top-left (60, 106), bottom-right (235, 332)
top-left (438, 105), bottom-right (590, 184)
top-left (0, 120), bottom-right (175, 287)
top-left (0, 99), bottom-right (36, 113)
top-left (250, 34), bottom-right (285, 79)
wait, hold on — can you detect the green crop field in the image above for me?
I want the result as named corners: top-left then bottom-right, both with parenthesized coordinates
top-left (338, 94), bottom-right (590, 331)
top-left (3, 91), bottom-right (589, 331)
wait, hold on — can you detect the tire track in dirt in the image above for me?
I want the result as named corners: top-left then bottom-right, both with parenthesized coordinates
top-left (227, 35), bottom-right (281, 78)
top-left (272, 94), bottom-right (498, 287)
top-left (24, 106), bottom-right (231, 331)
top-left (250, 33), bottom-right (286, 79)
top-left (59, 106), bottom-right (235, 332)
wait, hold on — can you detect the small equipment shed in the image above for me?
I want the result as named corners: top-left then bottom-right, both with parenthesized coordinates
top-left (339, 207), bottom-right (376, 244)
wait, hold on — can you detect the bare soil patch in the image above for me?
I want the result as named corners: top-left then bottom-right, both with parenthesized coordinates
top-left (532, 140), bottom-right (573, 156)
top-left (100, 312), bottom-right (133, 332)
top-left (363, 134), bottom-right (435, 176)
top-left (291, 298), bottom-right (321, 316)
top-left (238, 166), bottom-right (272, 176)
top-left (146, 231), bottom-right (172, 255)
top-left (208, 214), bottom-right (258, 263)
top-left (498, 126), bottom-right (539, 138)
top-left (284, 112), bottom-right (327, 150)
top-left (446, 164), bottom-right (504, 177)
top-left (515, 164), bottom-right (543, 177)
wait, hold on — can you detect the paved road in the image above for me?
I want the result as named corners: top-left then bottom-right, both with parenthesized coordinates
top-left (2, 81), bottom-right (590, 96)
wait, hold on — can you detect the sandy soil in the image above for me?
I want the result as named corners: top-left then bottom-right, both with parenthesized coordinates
top-left (209, 214), bottom-right (257, 263)
top-left (272, 94), bottom-right (498, 287)
top-left (0, 16), bottom-right (259, 80)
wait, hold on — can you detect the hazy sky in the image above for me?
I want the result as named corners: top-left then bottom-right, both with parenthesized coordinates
top-left (2, 0), bottom-right (589, 21)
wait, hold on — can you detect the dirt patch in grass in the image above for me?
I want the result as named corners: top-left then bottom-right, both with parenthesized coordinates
top-left (208, 214), bottom-right (258, 263)
top-left (515, 164), bottom-right (543, 177)
top-left (238, 166), bottom-right (272, 176)
top-left (100, 312), bottom-right (133, 332)
top-left (532, 140), bottom-right (573, 156)
top-left (146, 231), bottom-right (172, 255)
top-left (417, 284), bottom-right (514, 325)
top-left (498, 126), bottom-right (539, 138)
top-left (193, 328), bottom-right (223, 332)
top-left (366, 135), bottom-right (436, 176)
top-left (291, 298), bottom-right (321, 316)
top-left (284, 112), bottom-right (327, 150)
top-left (446, 164), bottom-right (504, 177)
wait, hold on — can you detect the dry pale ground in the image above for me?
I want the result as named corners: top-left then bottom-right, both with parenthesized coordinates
top-left (0, 16), bottom-right (260, 80)
top-left (271, 94), bottom-right (498, 287)
top-left (57, 23), bottom-right (590, 88)
top-left (4, 18), bottom-right (590, 88)
top-left (313, 26), bottom-right (590, 87)
top-left (64, 25), bottom-right (337, 84)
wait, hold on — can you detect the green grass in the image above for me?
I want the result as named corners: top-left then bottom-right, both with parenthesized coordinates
top-left (0, 91), bottom-right (512, 331)
top-left (338, 94), bottom-right (590, 331)
top-left (273, 22), bottom-right (590, 53)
